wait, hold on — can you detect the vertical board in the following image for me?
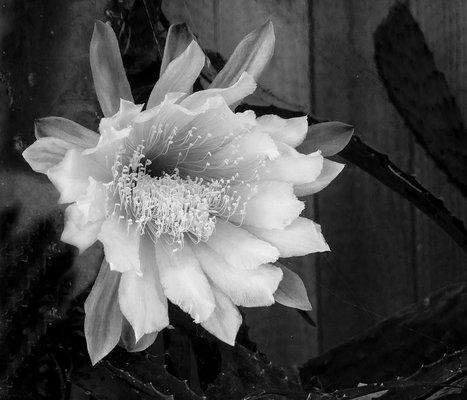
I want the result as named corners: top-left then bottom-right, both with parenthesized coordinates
top-left (162, 0), bottom-right (319, 366)
top-left (312, 0), bottom-right (417, 351)
top-left (409, 0), bottom-right (467, 297)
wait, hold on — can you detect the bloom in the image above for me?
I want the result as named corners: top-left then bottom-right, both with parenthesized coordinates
top-left (22, 21), bottom-right (345, 364)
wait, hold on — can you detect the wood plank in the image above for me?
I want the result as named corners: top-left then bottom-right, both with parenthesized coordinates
top-left (162, 0), bottom-right (318, 366)
top-left (312, 0), bottom-right (417, 351)
top-left (409, 0), bottom-right (467, 297)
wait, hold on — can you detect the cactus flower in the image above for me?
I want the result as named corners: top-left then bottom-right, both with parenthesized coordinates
top-left (22, 20), bottom-right (345, 364)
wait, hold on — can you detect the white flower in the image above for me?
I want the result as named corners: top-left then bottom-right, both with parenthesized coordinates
top-left (22, 21), bottom-right (344, 364)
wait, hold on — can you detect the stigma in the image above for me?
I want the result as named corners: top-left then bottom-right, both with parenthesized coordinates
top-left (106, 145), bottom-right (245, 248)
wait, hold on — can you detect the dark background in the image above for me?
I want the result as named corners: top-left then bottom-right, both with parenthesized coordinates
top-left (0, 0), bottom-right (466, 398)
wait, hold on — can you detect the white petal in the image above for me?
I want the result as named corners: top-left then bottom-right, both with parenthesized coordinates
top-left (75, 177), bottom-right (106, 223)
top-left (201, 286), bottom-right (242, 346)
top-left (47, 148), bottom-right (111, 204)
top-left (273, 263), bottom-right (312, 310)
top-left (155, 240), bottom-right (215, 323)
top-left (160, 23), bottom-right (196, 75)
top-left (61, 203), bottom-right (103, 253)
top-left (84, 260), bottom-right (123, 365)
top-left (231, 181), bottom-right (304, 230)
top-left (211, 21), bottom-right (275, 88)
top-left (261, 150), bottom-right (324, 184)
top-left (245, 217), bottom-right (329, 258)
top-left (147, 40), bottom-right (205, 109)
top-left (294, 159), bottom-right (345, 197)
top-left (34, 117), bottom-right (99, 148)
top-left (90, 21), bottom-right (133, 117)
top-left (256, 114), bottom-right (308, 147)
top-left (118, 235), bottom-right (168, 341)
top-left (206, 221), bottom-right (279, 269)
top-left (22, 137), bottom-right (75, 174)
top-left (192, 243), bottom-right (283, 307)
top-left (98, 217), bottom-right (141, 274)
top-left (181, 72), bottom-right (257, 110)
top-left (119, 317), bottom-right (158, 352)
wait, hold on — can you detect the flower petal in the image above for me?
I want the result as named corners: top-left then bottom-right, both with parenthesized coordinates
top-left (90, 21), bottom-right (133, 117)
top-left (119, 317), bottom-right (158, 352)
top-left (294, 159), bottom-right (345, 197)
top-left (181, 72), bottom-right (257, 110)
top-left (147, 40), bottom-right (205, 109)
top-left (84, 260), bottom-right (123, 365)
top-left (231, 181), bottom-right (304, 230)
top-left (75, 178), bottom-right (106, 224)
top-left (206, 221), bottom-right (279, 269)
top-left (210, 20), bottom-right (275, 88)
top-left (46, 148), bottom-right (111, 204)
top-left (245, 217), bottom-right (329, 257)
top-left (261, 150), bottom-right (324, 185)
top-left (61, 203), bottom-right (103, 253)
top-left (22, 137), bottom-right (75, 174)
top-left (192, 243), bottom-right (283, 307)
top-left (155, 240), bottom-right (215, 323)
top-left (273, 263), bottom-right (312, 311)
top-left (34, 117), bottom-right (99, 148)
top-left (118, 235), bottom-right (168, 341)
top-left (98, 217), bottom-right (141, 274)
top-left (256, 114), bottom-right (308, 148)
top-left (201, 286), bottom-right (242, 346)
top-left (160, 23), bottom-right (196, 75)
top-left (297, 121), bottom-right (354, 157)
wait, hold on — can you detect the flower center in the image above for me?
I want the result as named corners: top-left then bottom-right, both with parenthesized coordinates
top-left (107, 146), bottom-right (245, 247)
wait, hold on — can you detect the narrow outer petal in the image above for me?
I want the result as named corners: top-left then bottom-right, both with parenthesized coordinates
top-left (22, 137), bottom-right (75, 174)
top-left (84, 260), bottom-right (123, 365)
top-left (119, 317), bottom-right (158, 352)
top-left (147, 40), bottom-right (205, 109)
top-left (211, 20), bottom-right (275, 88)
top-left (273, 263), bottom-right (312, 310)
top-left (35, 117), bottom-right (99, 148)
top-left (245, 217), bottom-right (330, 257)
top-left (90, 21), bottom-right (133, 117)
top-left (294, 159), bottom-right (345, 197)
top-left (256, 114), bottom-right (308, 148)
top-left (118, 235), bottom-right (168, 341)
top-left (201, 286), bottom-right (242, 346)
top-left (160, 23), bottom-right (196, 75)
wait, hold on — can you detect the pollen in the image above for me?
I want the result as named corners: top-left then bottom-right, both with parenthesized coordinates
top-left (106, 145), bottom-right (245, 248)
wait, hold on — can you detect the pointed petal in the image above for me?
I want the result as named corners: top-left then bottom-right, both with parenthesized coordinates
top-left (147, 40), bottom-right (205, 109)
top-left (206, 222), bottom-right (279, 269)
top-left (119, 317), bottom-right (158, 352)
top-left (35, 117), bottom-right (99, 148)
top-left (245, 217), bottom-right (329, 257)
top-left (273, 263), bottom-right (312, 310)
top-left (118, 236), bottom-right (168, 341)
top-left (84, 260), bottom-right (123, 365)
top-left (155, 241), bottom-right (215, 323)
top-left (193, 243), bottom-right (283, 307)
top-left (294, 159), bottom-right (345, 197)
top-left (297, 121), bottom-right (354, 157)
top-left (47, 149), bottom-right (111, 204)
top-left (98, 217), bottom-right (141, 274)
top-left (261, 150), bottom-right (324, 184)
top-left (181, 72), bottom-right (257, 110)
top-left (211, 20), bottom-right (275, 88)
top-left (256, 114), bottom-right (308, 148)
top-left (61, 203), bottom-right (103, 253)
top-left (231, 181), bottom-right (304, 230)
top-left (201, 286), bottom-right (242, 346)
top-left (90, 21), bottom-right (133, 117)
top-left (160, 23), bottom-right (196, 75)
top-left (22, 137), bottom-right (75, 174)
